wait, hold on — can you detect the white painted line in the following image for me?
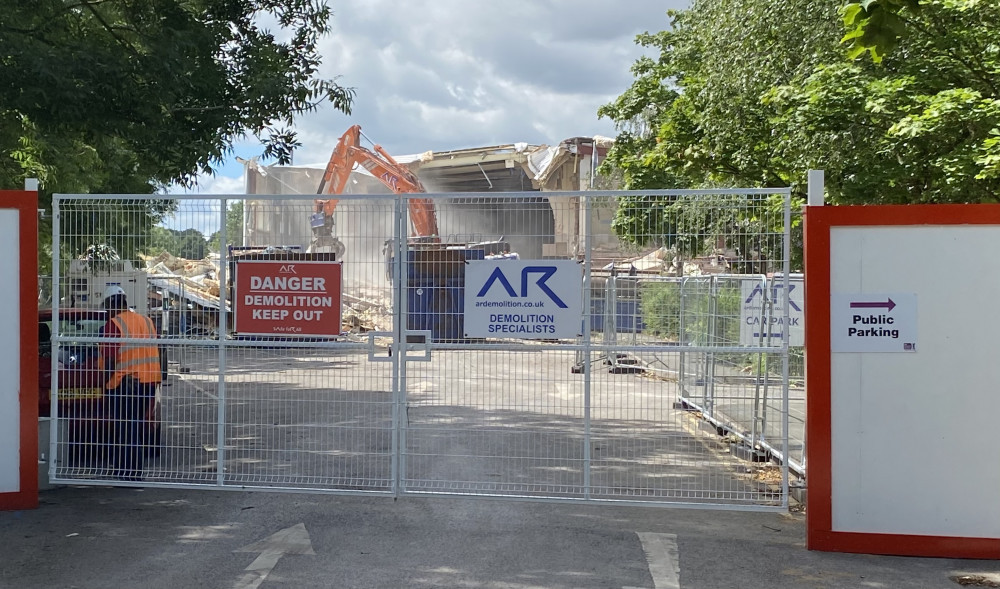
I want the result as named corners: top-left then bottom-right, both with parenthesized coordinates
top-left (234, 523), bottom-right (315, 589)
top-left (635, 532), bottom-right (681, 589)
top-left (180, 375), bottom-right (218, 400)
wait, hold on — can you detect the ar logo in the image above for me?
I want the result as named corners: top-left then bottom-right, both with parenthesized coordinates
top-left (476, 265), bottom-right (567, 308)
top-left (279, 265), bottom-right (296, 274)
top-left (745, 283), bottom-right (802, 312)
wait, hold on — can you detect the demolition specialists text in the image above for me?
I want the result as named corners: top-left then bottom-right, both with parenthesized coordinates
top-left (245, 275), bottom-right (333, 321)
top-left (486, 313), bottom-right (557, 334)
top-left (847, 313), bottom-right (899, 339)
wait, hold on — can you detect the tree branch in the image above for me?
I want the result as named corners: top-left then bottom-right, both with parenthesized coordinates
top-left (80, 0), bottom-right (139, 57)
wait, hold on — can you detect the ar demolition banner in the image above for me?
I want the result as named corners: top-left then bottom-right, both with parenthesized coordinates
top-left (234, 260), bottom-right (342, 336)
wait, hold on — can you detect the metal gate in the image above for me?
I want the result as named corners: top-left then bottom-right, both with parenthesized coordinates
top-left (47, 189), bottom-right (791, 510)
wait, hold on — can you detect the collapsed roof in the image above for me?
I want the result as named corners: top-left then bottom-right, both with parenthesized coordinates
top-left (243, 135), bottom-right (615, 195)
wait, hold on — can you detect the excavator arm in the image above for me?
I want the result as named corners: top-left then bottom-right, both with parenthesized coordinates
top-left (310, 125), bottom-right (439, 255)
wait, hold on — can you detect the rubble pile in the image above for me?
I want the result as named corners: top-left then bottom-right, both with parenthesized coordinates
top-left (142, 252), bottom-right (222, 298)
top-left (144, 252), bottom-right (392, 335)
top-left (341, 289), bottom-right (392, 334)
top-left (604, 247), bottom-right (736, 277)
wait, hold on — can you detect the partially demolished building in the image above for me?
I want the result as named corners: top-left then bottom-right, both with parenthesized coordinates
top-left (241, 136), bottom-right (625, 263)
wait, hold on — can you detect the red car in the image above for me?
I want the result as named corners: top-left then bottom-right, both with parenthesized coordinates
top-left (38, 308), bottom-right (162, 465)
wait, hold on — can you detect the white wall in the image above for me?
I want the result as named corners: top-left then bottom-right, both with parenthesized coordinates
top-left (830, 226), bottom-right (1000, 537)
top-left (0, 210), bottom-right (20, 493)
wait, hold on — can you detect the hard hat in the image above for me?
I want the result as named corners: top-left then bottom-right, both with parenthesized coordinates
top-left (103, 284), bottom-right (127, 301)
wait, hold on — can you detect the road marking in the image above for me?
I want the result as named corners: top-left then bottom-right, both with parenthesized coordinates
top-left (179, 374), bottom-right (219, 400)
top-left (234, 523), bottom-right (315, 589)
top-left (628, 532), bottom-right (680, 589)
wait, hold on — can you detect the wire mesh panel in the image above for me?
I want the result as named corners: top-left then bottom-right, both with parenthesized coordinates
top-left (49, 195), bottom-right (397, 493)
top-left (49, 188), bottom-right (791, 509)
top-left (398, 190), bottom-right (791, 508)
top-left (402, 348), bottom-right (586, 497)
top-left (589, 190), bottom-right (791, 506)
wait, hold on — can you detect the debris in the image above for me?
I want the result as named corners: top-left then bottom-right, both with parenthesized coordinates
top-left (752, 466), bottom-right (784, 484)
top-left (143, 251), bottom-right (395, 335)
top-left (952, 575), bottom-right (1000, 587)
top-left (340, 291), bottom-right (392, 334)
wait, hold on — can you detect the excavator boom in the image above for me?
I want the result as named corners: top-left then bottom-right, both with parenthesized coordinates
top-left (310, 126), bottom-right (439, 255)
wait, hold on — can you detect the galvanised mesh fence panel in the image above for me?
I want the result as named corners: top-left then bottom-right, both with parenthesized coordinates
top-left (49, 194), bottom-right (398, 493)
top-left (49, 188), bottom-right (792, 509)
top-left (399, 190), bottom-right (791, 508)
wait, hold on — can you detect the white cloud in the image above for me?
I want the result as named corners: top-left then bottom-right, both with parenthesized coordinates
top-left (191, 174), bottom-right (245, 195)
top-left (164, 174), bottom-right (246, 233)
top-left (181, 0), bottom-right (688, 192)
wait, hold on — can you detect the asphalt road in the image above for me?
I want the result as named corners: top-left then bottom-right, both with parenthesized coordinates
top-left (47, 345), bottom-right (788, 508)
top-left (17, 345), bottom-right (1000, 588)
top-left (3, 486), bottom-right (998, 589)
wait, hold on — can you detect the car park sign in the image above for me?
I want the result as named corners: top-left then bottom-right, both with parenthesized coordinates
top-left (740, 277), bottom-right (805, 346)
top-left (234, 260), bottom-right (342, 337)
top-left (463, 259), bottom-right (582, 339)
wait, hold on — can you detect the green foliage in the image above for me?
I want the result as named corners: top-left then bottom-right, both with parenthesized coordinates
top-left (639, 277), bottom-right (788, 375)
top-left (146, 226), bottom-right (208, 260)
top-left (765, 2), bottom-right (1000, 205)
top-left (207, 201), bottom-right (245, 252)
top-left (1, 0), bottom-right (353, 190)
top-left (640, 281), bottom-right (681, 340)
top-left (1, 0), bottom-right (353, 271)
top-left (600, 0), bottom-right (1000, 250)
top-left (612, 192), bottom-right (787, 273)
top-left (841, 0), bottom-right (920, 63)
top-left (639, 279), bottom-right (743, 346)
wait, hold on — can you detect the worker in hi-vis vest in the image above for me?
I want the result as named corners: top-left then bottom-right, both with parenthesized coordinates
top-left (99, 285), bottom-right (161, 481)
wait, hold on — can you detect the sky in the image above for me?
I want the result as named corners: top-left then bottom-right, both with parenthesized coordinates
top-left (175, 0), bottom-right (689, 200)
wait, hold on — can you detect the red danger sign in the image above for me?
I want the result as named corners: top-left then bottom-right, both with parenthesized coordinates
top-left (234, 260), bottom-right (342, 336)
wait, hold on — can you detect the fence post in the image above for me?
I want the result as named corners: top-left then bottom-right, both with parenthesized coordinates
top-left (216, 197), bottom-right (229, 487)
top-left (678, 277), bottom-right (687, 401)
top-left (752, 275), bottom-right (773, 449)
top-left (704, 276), bottom-right (717, 419)
top-left (807, 169), bottom-right (825, 206)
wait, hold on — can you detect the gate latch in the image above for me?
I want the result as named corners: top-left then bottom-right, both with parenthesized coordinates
top-left (366, 331), bottom-right (393, 363)
top-left (366, 330), bottom-right (433, 362)
top-left (402, 330), bottom-right (432, 362)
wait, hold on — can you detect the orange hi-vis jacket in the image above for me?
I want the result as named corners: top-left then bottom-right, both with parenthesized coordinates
top-left (105, 311), bottom-right (162, 389)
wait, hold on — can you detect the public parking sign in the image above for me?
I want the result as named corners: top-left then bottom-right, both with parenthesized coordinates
top-left (464, 259), bottom-right (582, 339)
top-left (234, 260), bottom-right (342, 337)
top-left (831, 292), bottom-right (917, 353)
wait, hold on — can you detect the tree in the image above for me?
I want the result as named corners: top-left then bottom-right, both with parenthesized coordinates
top-left (144, 226), bottom-right (207, 259)
top-left (599, 2), bottom-right (845, 193)
top-left (597, 0), bottom-right (842, 269)
top-left (208, 201), bottom-right (245, 252)
top-left (600, 0), bottom-right (1000, 257)
top-left (767, 1), bottom-right (1000, 203)
top-left (1, 0), bottom-right (354, 271)
top-left (175, 229), bottom-right (208, 260)
top-left (840, 0), bottom-right (921, 62)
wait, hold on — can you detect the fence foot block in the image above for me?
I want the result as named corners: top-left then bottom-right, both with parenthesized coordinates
top-left (730, 443), bottom-right (770, 463)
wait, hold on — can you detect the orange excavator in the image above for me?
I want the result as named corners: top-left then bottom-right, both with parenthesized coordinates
top-left (309, 125), bottom-right (440, 255)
